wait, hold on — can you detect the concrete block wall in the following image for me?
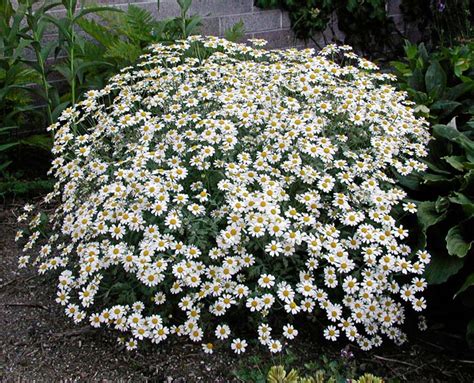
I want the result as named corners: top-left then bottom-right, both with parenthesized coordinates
top-left (43, 0), bottom-right (411, 50)
top-left (92, 0), bottom-right (305, 49)
top-left (84, 0), bottom-right (408, 50)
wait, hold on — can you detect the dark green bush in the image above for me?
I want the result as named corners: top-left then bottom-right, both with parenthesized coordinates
top-left (254, 0), bottom-right (399, 58)
top-left (391, 41), bottom-right (474, 345)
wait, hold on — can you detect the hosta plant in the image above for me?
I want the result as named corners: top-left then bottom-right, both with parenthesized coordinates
top-left (17, 36), bottom-right (431, 354)
top-left (391, 41), bottom-right (474, 345)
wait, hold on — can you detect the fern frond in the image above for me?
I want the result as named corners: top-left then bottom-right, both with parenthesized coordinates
top-left (77, 17), bottom-right (119, 49)
top-left (104, 39), bottom-right (143, 64)
top-left (124, 5), bottom-right (155, 44)
top-left (224, 19), bottom-right (245, 42)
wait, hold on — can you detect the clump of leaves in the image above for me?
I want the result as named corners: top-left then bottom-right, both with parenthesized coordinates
top-left (400, 0), bottom-right (473, 48)
top-left (254, 0), bottom-right (401, 58)
top-left (415, 116), bottom-right (474, 344)
top-left (76, 1), bottom-right (202, 74)
top-left (266, 365), bottom-right (383, 383)
top-left (391, 41), bottom-right (474, 124)
top-left (234, 349), bottom-right (359, 383)
top-left (392, 41), bottom-right (474, 346)
top-left (0, 0), bottom-right (61, 187)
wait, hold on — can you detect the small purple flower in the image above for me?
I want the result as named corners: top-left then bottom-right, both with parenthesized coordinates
top-left (436, 0), bottom-right (446, 12)
top-left (340, 346), bottom-right (354, 360)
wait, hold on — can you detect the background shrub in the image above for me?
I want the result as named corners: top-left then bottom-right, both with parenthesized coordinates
top-left (391, 41), bottom-right (474, 346)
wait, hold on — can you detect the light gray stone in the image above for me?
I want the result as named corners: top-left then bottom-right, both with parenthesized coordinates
top-left (220, 9), bottom-right (282, 34)
top-left (253, 29), bottom-right (299, 49)
top-left (189, 0), bottom-right (253, 17)
top-left (281, 11), bottom-right (291, 29)
top-left (200, 17), bottom-right (220, 35)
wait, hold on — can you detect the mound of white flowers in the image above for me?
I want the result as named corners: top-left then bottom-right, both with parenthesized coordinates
top-left (17, 36), bottom-right (431, 354)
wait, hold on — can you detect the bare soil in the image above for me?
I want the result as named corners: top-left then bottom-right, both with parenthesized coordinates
top-left (1, 203), bottom-right (473, 382)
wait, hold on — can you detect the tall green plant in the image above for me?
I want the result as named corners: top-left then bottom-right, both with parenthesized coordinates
top-left (44, 0), bottom-right (121, 107)
top-left (392, 41), bottom-right (474, 345)
top-left (76, 1), bottom-right (203, 76)
top-left (0, 0), bottom-right (42, 127)
top-left (0, 0), bottom-right (54, 176)
top-left (1, 0), bottom-right (206, 196)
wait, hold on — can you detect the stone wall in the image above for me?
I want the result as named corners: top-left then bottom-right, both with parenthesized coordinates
top-left (42, 0), bottom-right (414, 50)
top-left (96, 0), bottom-right (302, 49)
top-left (85, 0), bottom-right (409, 50)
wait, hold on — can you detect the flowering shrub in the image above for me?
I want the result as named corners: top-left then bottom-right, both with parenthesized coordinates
top-left (17, 36), bottom-right (431, 354)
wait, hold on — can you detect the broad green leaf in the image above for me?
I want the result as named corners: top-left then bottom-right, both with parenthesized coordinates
top-left (177, 0), bottom-right (192, 13)
top-left (404, 41), bottom-right (418, 61)
top-left (461, 170), bottom-right (474, 191)
top-left (446, 224), bottom-right (473, 257)
top-left (434, 124), bottom-right (474, 157)
top-left (454, 273), bottom-right (474, 299)
top-left (185, 16), bottom-right (202, 37)
top-left (417, 42), bottom-right (429, 63)
top-left (390, 60), bottom-right (410, 75)
top-left (422, 172), bottom-right (453, 186)
top-left (430, 100), bottom-right (461, 115)
top-left (425, 60), bottom-right (446, 99)
top-left (433, 123), bottom-right (459, 141)
top-left (445, 82), bottom-right (474, 101)
top-left (425, 253), bottom-right (464, 284)
top-left (393, 170), bottom-right (420, 190)
top-left (408, 67), bottom-right (425, 91)
top-left (444, 155), bottom-right (466, 171)
top-left (449, 192), bottom-right (474, 217)
top-left (417, 200), bottom-right (447, 233)
top-left (467, 320), bottom-right (474, 349)
top-left (435, 196), bottom-right (450, 213)
top-left (44, 15), bottom-right (71, 40)
top-left (0, 142), bottom-right (18, 152)
top-left (20, 134), bottom-right (53, 151)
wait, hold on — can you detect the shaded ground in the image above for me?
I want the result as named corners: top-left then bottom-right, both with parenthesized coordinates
top-left (1, 203), bottom-right (474, 382)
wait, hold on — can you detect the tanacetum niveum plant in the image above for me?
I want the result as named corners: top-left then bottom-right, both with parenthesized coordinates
top-left (17, 36), bottom-right (431, 354)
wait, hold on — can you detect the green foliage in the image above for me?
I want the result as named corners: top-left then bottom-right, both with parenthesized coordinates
top-left (44, 0), bottom-right (122, 106)
top-left (76, 2), bottom-right (202, 74)
top-left (392, 41), bottom-right (474, 344)
top-left (400, 0), bottom-right (473, 48)
top-left (391, 41), bottom-right (474, 123)
top-left (266, 365), bottom-right (383, 383)
top-left (0, 0), bottom-right (47, 176)
top-left (0, 176), bottom-right (54, 198)
top-left (1, 0), bottom-right (203, 196)
top-left (224, 19), bottom-right (245, 42)
top-left (254, 0), bottom-right (400, 57)
top-left (234, 350), bottom-right (361, 383)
